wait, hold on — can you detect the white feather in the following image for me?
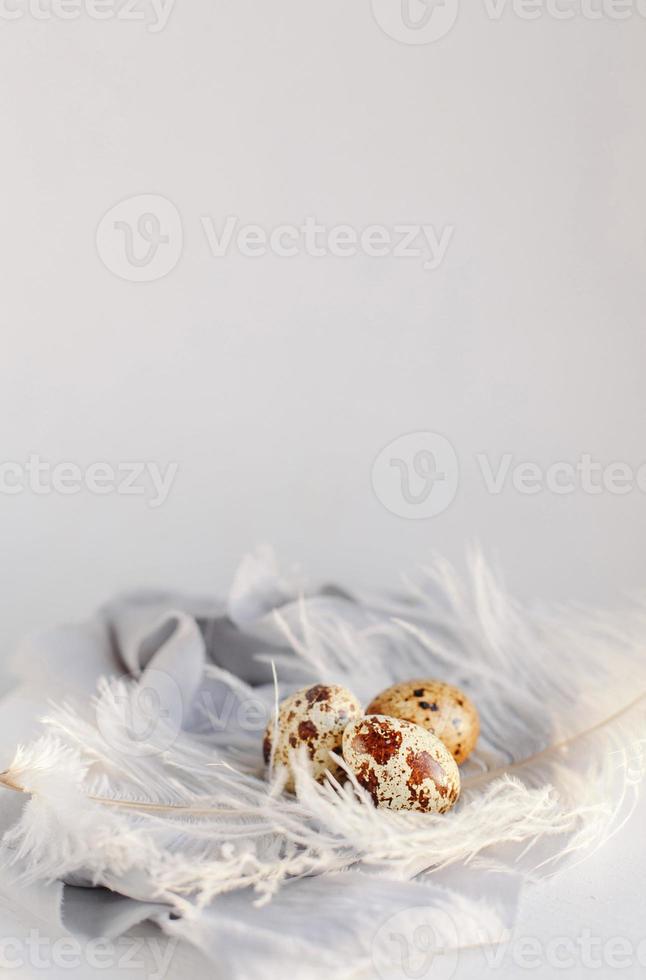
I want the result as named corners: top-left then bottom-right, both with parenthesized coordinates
top-left (1, 549), bottom-right (645, 919)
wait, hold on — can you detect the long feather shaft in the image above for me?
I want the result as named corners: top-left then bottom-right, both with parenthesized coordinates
top-left (463, 691), bottom-right (646, 791)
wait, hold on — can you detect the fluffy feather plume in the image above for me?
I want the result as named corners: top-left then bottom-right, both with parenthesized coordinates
top-left (1, 550), bottom-right (645, 913)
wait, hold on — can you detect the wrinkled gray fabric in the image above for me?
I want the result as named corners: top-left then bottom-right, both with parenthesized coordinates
top-left (100, 585), bottom-right (359, 688)
top-left (159, 871), bottom-right (522, 980)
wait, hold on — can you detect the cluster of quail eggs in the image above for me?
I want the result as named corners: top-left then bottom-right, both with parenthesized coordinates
top-left (263, 679), bottom-right (479, 814)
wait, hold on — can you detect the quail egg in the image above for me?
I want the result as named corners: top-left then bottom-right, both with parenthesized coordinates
top-left (342, 714), bottom-right (460, 813)
top-left (366, 679), bottom-right (479, 764)
top-left (263, 683), bottom-right (362, 791)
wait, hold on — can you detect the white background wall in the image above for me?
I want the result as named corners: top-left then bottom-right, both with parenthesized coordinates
top-left (1, 0), bottom-right (645, 657)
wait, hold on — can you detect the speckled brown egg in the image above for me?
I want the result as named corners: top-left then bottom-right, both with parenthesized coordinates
top-left (263, 683), bottom-right (363, 791)
top-left (366, 680), bottom-right (479, 765)
top-left (342, 714), bottom-right (460, 813)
